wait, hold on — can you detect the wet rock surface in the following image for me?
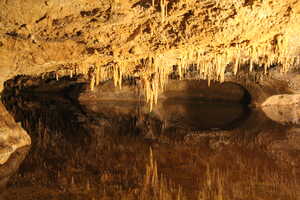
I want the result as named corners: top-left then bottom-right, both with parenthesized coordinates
top-left (261, 94), bottom-right (300, 125)
top-left (262, 94), bottom-right (300, 106)
top-left (262, 104), bottom-right (300, 125)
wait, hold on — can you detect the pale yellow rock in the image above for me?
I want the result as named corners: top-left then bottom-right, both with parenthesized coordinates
top-left (262, 94), bottom-right (300, 106)
top-left (262, 104), bottom-right (300, 125)
top-left (0, 0), bottom-right (299, 95)
top-left (261, 94), bottom-right (300, 125)
top-left (294, 1), bottom-right (300, 13)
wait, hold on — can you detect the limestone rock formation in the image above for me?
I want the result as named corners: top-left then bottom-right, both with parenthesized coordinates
top-left (0, 0), bottom-right (300, 165)
top-left (0, 0), bottom-right (300, 96)
top-left (262, 104), bottom-right (300, 125)
top-left (262, 94), bottom-right (300, 106)
top-left (0, 102), bottom-right (31, 165)
top-left (261, 94), bottom-right (300, 124)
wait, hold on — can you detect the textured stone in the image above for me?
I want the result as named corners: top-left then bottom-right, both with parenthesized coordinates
top-left (0, 0), bottom-right (300, 91)
top-left (262, 104), bottom-right (300, 125)
top-left (0, 102), bottom-right (31, 165)
top-left (262, 94), bottom-right (300, 106)
top-left (261, 94), bottom-right (300, 124)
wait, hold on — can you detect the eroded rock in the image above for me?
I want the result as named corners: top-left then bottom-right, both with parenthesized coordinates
top-left (0, 0), bottom-right (299, 93)
top-left (262, 94), bottom-right (300, 106)
top-left (262, 104), bottom-right (300, 125)
top-left (0, 102), bottom-right (31, 165)
top-left (261, 94), bottom-right (300, 124)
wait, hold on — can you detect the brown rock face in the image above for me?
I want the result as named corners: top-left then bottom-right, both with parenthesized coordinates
top-left (0, 102), bottom-right (31, 165)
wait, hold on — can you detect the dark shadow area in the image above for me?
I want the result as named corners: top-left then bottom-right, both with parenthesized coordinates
top-left (162, 80), bottom-right (251, 104)
top-left (2, 74), bottom-right (90, 145)
top-left (1, 74), bottom-right (255, 142)
top-left (0, 147), bottom-right (30, 192)
top-left (160, 99), bottom-right (251, 131)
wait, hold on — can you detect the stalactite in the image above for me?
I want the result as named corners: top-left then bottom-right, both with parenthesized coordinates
top-left (233, 47), bottom-right (240, 75)
top-left (95, 65), bottom-right (100, 86)
top-left (78, 32), bottom-right (298, 111)
top-left (90, 74), bottom-right (95, 91)
top-left (250, 59), bottom-right (253, 72)
top-left (113, 62), bottom-right (123, 89)
top-left (160, 0), bottom-right (168, 23)
top-left (70, 69), bottom-right (73, 78)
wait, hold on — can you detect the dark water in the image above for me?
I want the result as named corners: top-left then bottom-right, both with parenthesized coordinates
top-left (1, 85), bottom-right (299, 199)
top-left (160, 99), bottom-right (250, 130)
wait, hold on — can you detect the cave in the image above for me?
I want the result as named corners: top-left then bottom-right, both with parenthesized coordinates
top-left (0, 72), bottom-right (298, 199)
top-left (1, 0), bottom-right (300, 199)
top-left (2, 75), bottom-right (252, 138)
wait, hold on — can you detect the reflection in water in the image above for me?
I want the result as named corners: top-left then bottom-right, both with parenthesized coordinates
top-left (0, 147), bottom-right (29, 190)
top-left (1, 89), bottom-right (300, 199)
top-left (160, 99), bottom-right (250, 130)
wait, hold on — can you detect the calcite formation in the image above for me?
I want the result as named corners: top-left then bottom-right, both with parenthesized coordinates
top-left (0, 0), bottom-right (300, 105)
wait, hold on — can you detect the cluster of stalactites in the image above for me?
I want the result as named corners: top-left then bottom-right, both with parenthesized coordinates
top-left (88, 59), bottom-right (135, 91)
top-left (142, 56), bottom-right (172, 111)
top-left (48, 63), bottom-right (81, 81)
top-left (52, 37), bottom-right (299, 111)
top-left (143, 41), bottom-right (297, 110)
top-left (75, 56), bottom-right (172, 111)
